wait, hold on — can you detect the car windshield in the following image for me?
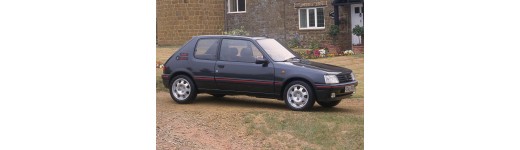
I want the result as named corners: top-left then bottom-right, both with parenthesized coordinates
top-left (257, 39), bottom-right (299, 62)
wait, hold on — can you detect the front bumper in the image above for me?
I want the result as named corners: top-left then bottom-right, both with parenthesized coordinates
top-left (314, 80), bottom-right (358, 102)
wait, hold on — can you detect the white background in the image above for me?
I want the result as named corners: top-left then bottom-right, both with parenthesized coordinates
top-left (1, 0), bottom-right (520, 149)
top-left (0, 0), bottom-right (155, 149)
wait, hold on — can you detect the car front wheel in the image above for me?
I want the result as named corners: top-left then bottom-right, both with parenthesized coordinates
top-left (317, 100), bottom-right (342, 108)
top-left (283, 81), bottom-right (315, 111)
top-left (169, 75), bottom-right (197, 104)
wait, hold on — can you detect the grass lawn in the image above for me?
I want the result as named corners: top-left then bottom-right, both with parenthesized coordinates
top-left (242, 111), bottom-right (364, 149)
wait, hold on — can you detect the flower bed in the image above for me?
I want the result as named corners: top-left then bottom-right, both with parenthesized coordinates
top-left (293, 49), bottom-right (356, 59)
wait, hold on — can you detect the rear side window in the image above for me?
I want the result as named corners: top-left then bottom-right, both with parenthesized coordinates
top-left (194, 39), bottom-right (219, 60)
top-left (220, 39), bottom-right (263, 63)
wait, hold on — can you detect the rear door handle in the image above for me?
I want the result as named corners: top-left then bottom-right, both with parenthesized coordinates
top-left (217, 65), bottom-right (225, 68)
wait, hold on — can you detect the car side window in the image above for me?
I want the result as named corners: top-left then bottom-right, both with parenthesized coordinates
top-left (194, 39), bottom-right (219, 60)
top-left (220, 39), bottom-right (263, 63)
top-left (251, 45), bottom-right (264, 60)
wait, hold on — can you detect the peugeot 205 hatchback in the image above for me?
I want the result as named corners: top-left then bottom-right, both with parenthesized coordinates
top-left (162, 35), bottom-right (358, 111)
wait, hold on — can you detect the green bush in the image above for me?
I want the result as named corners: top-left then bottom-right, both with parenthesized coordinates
top-left (224, 26), bottom-right (249, 36)
top-left (328, 25), bottom-right (340, 36)
top-left (287, 37), bottom-right (301, 48)
top-left (309, 40), bottom-right (320, 50)
top-left (328, 25), bottom-right (340, 44)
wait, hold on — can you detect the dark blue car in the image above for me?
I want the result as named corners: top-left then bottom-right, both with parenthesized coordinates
top-left (162, 35), bottom-right (357, 111)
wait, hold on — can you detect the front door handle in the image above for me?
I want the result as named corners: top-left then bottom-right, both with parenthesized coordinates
top-left (217, 65), bottom-right (225, 68)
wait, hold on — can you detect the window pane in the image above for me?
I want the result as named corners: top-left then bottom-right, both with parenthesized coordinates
top-left (252, 46), bottom-right (264, 60)
top-left (317, 8), bottom-right (324, 27)
top-left (220, 39), bottom-right (239, 61)
top-left (238, 0), bottom-right (245, 11)
top-left (220, 39), bottom-right (256, 62)
top-left (299, 9), bottom-right (307, 28)
top-left (238, 41), bottom-right (261, 63)
top-left (230, 0), bottom-right (237, 12)
top-left (195, 39), bottom-right (219, 60)
top-left (355, 7), bottom-right (360, 13)
top-left (257, 39), bottom-right (297, 62)
top-left (309, 9), bottom-right (315, 27)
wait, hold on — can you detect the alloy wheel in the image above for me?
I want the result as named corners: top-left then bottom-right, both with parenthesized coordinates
top-left (286, 84), bottom-right (309, 109)
top-left (172, 78), bottom-right (191, 100)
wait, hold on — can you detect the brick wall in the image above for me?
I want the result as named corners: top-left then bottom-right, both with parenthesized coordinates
top-left (157, 0), bottom-right (225, 46)
top-left (225, 0), bottom-right (352, 50)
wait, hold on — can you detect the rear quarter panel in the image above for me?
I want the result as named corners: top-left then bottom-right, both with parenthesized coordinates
top-left (163, 37), bottom-right (198, 82)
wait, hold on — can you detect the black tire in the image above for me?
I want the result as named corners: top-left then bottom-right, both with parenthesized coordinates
top-left (317, 100), bottom-right (342, 108)
top-left (283, 81), bottom-right (316, 111)
top-left (211, 94), bottom-right (226, 98)
top-left (169, 75), bottom-right (197, 104)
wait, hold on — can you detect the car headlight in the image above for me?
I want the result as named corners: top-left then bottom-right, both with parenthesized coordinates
top-left (324, 75), bottom-right (339, 84)
top-left (351, 72), bottom-right (356, 81)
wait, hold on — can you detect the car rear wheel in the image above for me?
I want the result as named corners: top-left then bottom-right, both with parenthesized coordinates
top-left (169, 75), bottom-right (197, 104)
top-left (283, 81), bottom-right (315, 111)
top-left (317, 100), bottom-right (342, 108)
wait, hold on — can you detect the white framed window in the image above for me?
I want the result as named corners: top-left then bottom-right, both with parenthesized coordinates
top-left (298, 7), bottom-right (325, 30)
top-left (228, 0), bottom-right (246, 13)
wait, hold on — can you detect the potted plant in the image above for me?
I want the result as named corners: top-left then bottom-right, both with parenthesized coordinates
top-left (352, 25), bottom-right (364, 54)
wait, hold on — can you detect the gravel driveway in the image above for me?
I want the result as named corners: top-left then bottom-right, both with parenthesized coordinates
top-left (156, 47), bottom-right (364, 149)
top-left (156, 92), bottom-right (364, 149)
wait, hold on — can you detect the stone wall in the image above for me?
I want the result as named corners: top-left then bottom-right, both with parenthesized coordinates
top-left (224, 0), bottom-right (286, 42)
top-left (157, 0), bottom-right (225, 46)
top-left (225, 0), bottom-right (352, 50)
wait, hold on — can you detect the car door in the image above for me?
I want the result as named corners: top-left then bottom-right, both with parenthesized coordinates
top-left (215, 39), bottom-right (275, 94)
top-left (191, 38), bottom-right (219, 90)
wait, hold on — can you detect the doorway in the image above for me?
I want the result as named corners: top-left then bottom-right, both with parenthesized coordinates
top-left (351, 4), bottom-right (364, 45)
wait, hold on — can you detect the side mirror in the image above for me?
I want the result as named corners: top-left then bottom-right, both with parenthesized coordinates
top-left (255, 58), bottom-right (269, 66)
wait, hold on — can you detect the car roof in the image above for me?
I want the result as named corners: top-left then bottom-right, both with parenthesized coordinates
top-left (194, 35), bottom-right (269, 40)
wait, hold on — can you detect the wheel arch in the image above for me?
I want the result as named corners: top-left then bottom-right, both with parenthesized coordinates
top-left (169, 71), bottom-right (196, 89)
top-left (280, 77), bottom-right (316, 100)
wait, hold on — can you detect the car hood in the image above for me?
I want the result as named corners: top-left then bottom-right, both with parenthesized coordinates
top-left (280, 60), bottom-right (352, 74)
